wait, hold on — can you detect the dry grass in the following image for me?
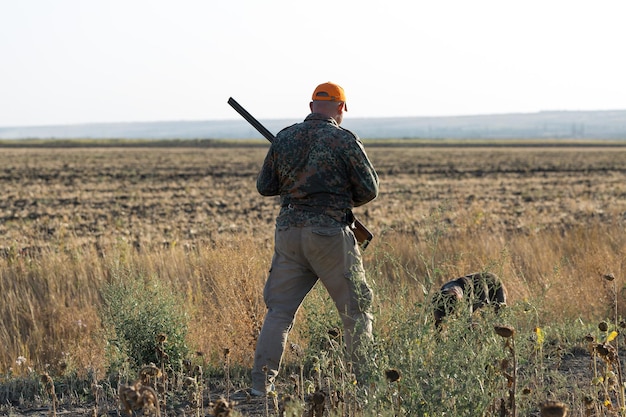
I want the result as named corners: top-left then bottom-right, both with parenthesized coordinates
top-left (1, 143), bottom-right (626, 415)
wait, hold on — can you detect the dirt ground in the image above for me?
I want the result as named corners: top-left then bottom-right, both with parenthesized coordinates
top-left (2, 145), bottom-right (626, 252)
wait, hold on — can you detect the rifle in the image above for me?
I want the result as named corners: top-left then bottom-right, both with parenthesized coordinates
top-left (228, 97), bottom-right (374, 249)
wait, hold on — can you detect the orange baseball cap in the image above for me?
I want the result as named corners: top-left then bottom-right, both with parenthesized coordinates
top-left (312, 82), bottom-right (348, 110)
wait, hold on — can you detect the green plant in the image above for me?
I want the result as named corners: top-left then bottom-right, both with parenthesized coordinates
top-left (100, 268), bottom-right (189, 373)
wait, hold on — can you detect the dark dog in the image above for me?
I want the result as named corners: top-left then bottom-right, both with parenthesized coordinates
top-left (433, 272), bottom-right (507, 328)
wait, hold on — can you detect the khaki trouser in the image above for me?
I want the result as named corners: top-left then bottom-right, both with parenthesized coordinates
top-left (251, 224), bottom-right (373, 393)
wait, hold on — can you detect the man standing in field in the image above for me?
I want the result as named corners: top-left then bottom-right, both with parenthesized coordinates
top-left (250, 82), bottom-right (379, 396)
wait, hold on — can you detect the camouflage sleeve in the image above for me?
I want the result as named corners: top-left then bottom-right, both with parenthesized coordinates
top-left (256, 147), bottom-right (280, 196)
top-left (346, 133), bottom-right (379, 207)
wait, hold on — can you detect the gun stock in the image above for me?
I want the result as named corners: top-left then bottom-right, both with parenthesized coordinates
top-left (352, 220), bottom-right (373, 249)
top-left (227, 97), bottom-right (374, 249)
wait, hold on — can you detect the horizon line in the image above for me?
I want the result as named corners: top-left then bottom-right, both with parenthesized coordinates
top-left (2, 108), bottom-right (626, 130)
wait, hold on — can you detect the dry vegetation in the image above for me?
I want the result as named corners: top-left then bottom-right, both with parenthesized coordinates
top-left (1, 142), bottom-right (626, 416)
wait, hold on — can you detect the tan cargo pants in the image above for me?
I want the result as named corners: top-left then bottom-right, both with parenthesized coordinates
top-left (251, 224), bottom-right (373, 393)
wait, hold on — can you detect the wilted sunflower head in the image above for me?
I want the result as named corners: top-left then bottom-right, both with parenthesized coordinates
top-left (140, 363), bottom-right (162, 381)
top-left (212, 398), bottom-right (234, 417)
top-left (494, 324), bottom-right (515, 338)
top-left (328, 328), bottom-right (340, 339)
top-left (385, 368), bottom-right (401, 382)
top-left (540, 400), bottom-right (568, 417)
top-left (595, 342), bottom-right (617, 362)
top-left (183, 376), bottom-right (197, 387)
top-left (603, 273), bottom-right (615, 281)
top-left (41, 372), bottom-right (53, 385)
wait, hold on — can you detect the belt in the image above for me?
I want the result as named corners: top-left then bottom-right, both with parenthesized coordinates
top-left (282, 203), bottom-right (354, 225)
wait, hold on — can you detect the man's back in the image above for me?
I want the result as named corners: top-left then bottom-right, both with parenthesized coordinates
top-left (257, 113), bottom-right (378, 212)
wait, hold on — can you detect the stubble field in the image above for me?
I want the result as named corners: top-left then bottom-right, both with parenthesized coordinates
top-left (3, 143), bottom-right (624, 252)
top-left (2, 141), bottom-right (626, 416)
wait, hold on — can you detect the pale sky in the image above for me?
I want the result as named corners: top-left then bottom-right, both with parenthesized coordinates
top-left (2, 1), bottom-right (625, 127)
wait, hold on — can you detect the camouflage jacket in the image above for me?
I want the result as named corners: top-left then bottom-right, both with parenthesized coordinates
top-left (257, 113), bottom-right (379, 228)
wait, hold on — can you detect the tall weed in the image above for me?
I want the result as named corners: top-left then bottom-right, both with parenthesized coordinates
top-left (100, 267), bottom-right (189, 373)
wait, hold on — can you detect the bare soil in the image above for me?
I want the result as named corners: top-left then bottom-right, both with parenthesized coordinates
top-left (2, 145), bottom-right (625, 252)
